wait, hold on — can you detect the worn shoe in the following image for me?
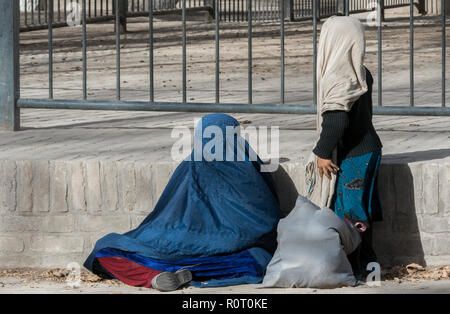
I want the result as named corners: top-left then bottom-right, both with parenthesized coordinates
top-left (151, 269), bottom-right (192, 292)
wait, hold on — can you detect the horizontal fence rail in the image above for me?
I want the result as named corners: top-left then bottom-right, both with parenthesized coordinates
top-left (16, 99), bottom-right (450, 116)
top-left (1, 1), bottom-right (449, 131)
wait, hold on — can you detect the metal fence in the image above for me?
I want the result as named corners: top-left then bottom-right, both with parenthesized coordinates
top-left (18, 0), bottom-right (412, 28)
top-left (19, 0), bottom-right (211, 31)
top-left (0, 1), bottom-right (448, 131)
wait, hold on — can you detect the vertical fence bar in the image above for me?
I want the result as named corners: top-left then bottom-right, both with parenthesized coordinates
top-left (345, 0), bottom-right (349, 15)
top-left (149, 0), bottom-right (154, 102)
top-left (238, 0), bottom-right (241, 22)
top-left (58, 0), bottom-right (61, 22)
top-left (121, 0), bottom-right (128, 32)
top-left (378, 0), bottom-right (382, 106)
top-left (280, 0), bottom-right (285, 105)
top-left (25, 0), bottom-right (28, 26)
top-left (48, 0), bottom-right (54, 99)
top-left (317, 0), bottom-right (320, 19)
top-left (32, 0), bottom-right (35, 24)
top-left (115, 0), bottom-right (121, 100)
top-left (409, 0), bottom-right (414, 106)
top-left (442, 0), bottom-right (446, 107)
top-left (82, 0), bottom-right (87, 100)
top-left (182, 0), bottom-right (187, 103)
top-left (215, 0), bottom-right (220, 103)
top-left (263, 0), bottom-right (266, 21)
top-left (223, 0), bottom-right (227, 22)
top-left (38, 0), bottom-right (41, 24)
top-left (45, 0), bottom-right (48, 23)
top-left (248, 0), bottom-right (252, 104)
top-left (257, 0), bottom-right (261, 22)
top-left (0, 0), bottom-right (20, 130)
top-left (312, 0), bottom-right (317, 107)
top-left (289, 0), bottom-right (293, 21)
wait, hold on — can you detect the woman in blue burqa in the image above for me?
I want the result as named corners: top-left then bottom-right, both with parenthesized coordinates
top-left (84, 113), bottom-right (282, 291)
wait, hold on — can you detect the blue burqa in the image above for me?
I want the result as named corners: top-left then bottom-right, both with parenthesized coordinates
top-left (84, 113), bottom-right (282, 287)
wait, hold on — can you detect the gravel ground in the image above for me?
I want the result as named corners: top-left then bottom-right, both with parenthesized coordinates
top-left (19, 13), bottom-right (450, 106)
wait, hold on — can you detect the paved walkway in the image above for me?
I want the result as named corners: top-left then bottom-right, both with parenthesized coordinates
top-left (0, 275), bottom-right (449, 294)
top-left (1, 109), bottom-right (449, 164)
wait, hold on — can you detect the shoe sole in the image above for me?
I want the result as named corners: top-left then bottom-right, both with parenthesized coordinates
top-left (151, 269), bottom-right (192, 292)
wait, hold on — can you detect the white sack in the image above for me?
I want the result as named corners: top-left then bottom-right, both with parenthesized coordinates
top-left (262, 196), bottom-right (361, 289)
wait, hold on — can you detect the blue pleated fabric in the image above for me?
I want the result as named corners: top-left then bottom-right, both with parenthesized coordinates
top-left (96, 247), bottom-right (273, 287)
top-left (84, 113), bottom-right (282, 286)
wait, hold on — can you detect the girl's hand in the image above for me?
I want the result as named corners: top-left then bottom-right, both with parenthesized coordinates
top-left (317, 157), bottom-right (340, 180)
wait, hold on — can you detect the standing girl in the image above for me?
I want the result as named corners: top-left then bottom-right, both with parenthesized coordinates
top-left (309, 16), bottom-right (383, 279)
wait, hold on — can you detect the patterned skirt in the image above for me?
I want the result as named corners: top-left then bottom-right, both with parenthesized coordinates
top-left (331, 149), bottom-right (382, 278)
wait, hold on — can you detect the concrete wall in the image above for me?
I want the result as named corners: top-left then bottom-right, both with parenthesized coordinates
top-left (0, 159), bottom-right (449, 268)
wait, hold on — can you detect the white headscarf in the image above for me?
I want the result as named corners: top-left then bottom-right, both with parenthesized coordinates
top-left (317, 15), bottom-right (368, 115)
top-left (306, 16), bottom-right (368, 208)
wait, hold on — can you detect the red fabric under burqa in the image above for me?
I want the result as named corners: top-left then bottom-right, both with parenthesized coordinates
top-left (98, 257), bottom-right (162, 288)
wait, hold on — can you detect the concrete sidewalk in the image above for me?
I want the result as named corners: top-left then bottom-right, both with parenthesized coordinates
top-left (1, 276), bottom-right (449, 294)
top-left (3, 109), bottom-right (450, 163)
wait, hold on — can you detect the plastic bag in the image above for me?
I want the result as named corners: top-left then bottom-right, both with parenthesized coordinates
top-left (261, 195), bottom-right (361, 288)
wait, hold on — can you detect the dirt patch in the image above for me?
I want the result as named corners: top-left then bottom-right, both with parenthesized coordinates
top-left (382, 264), bottom-right (450, 283)
top-left (0, 268), bottom-right (125, 286)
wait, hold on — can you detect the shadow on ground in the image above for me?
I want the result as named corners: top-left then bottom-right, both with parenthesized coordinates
top-left (383, 149), bottom-right (450, 163)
